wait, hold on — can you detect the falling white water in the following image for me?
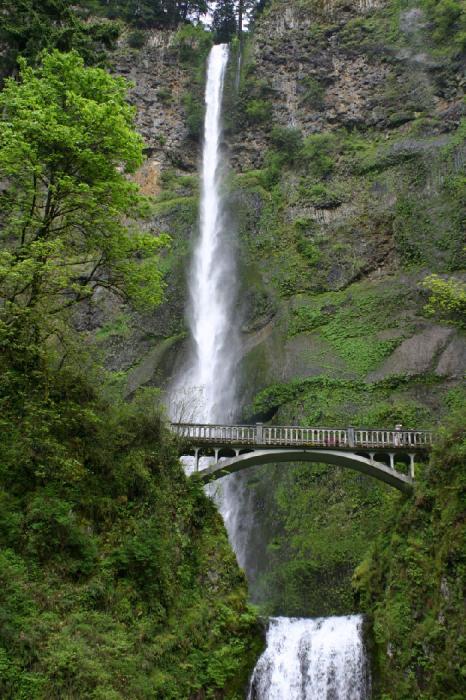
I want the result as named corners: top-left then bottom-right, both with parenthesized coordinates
top-left (179, 43), bottom-right (237, 423)
top-left (169, 43), bottom-right (247, 556)
top-left (248, 615), bottom-right (371, 700)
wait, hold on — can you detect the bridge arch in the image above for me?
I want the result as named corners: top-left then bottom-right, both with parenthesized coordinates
top-left (192, 449), bottom-right (414, 494)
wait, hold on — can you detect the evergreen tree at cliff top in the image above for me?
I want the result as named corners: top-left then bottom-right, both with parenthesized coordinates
top-left (212, 0), bottom-right (238, 42)
top-left (88, 0), bottom-right (208, 27)
top-left (0, 0), bottom-right (120, 74)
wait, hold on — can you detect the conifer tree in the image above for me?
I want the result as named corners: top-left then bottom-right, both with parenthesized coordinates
top-left (212, 0), bottom-right (237, 42)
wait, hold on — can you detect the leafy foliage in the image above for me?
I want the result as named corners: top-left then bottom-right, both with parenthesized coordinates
top-left (354, 415), bottom-right (466, 699)
top-left (0, 362), bottom-right (262, 698)
top-left (422, 274), bottom-right (466, 327)
top-left (0, 51), bottom-right (168, 357)
top-left (0, 0), bottom-right (120, 74)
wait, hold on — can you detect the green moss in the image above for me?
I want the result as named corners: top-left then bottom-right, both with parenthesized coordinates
top-left (0, 367), bottom-right (262, 699)
top-left (95, 314), bottom-right (131, 341)
top-left (287, 282), bottom-right (414, 374)
top-left (354, 417), bottom-right (466, 698)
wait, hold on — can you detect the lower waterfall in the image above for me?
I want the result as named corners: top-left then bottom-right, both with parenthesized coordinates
top-left (248, 615), bottom-right (370, 700)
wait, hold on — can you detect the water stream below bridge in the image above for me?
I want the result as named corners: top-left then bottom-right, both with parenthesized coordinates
top-left (170, 43), bottom-right (371, 699)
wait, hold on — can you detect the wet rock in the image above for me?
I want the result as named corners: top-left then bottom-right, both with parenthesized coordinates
top-left (435, 334), bottom-right (466, 379)
top-left (367, 326), bottom-right (455, 380)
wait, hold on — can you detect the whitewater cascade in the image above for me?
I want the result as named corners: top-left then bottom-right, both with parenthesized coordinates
top-left (248, 616), bottom-right (371, 700)
top-left (172, 44), bottom-right (371, 699)
top-left (175, 42), bottom-right (238, 424)
top-left (170, 43), bottom-right (248, 559)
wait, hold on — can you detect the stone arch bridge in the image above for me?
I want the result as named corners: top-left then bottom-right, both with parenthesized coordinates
top-left (171, 423), bottom-right (435, 494)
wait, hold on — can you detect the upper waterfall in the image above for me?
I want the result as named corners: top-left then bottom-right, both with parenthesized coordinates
top-left (179, 43), bottom-right (237, 424)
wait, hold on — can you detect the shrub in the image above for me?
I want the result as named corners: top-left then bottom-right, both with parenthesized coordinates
top-left (300, 76), bottom-right (325, 109)
top-left (183, 92), bottom-right (204, 140)
top-left (301, 133), bottom-right (337, 177)
top-left (245, 99), bottom-right (273, 124)
top-left (156, 86), bottom-right (172, 104)
top-left (172, 24), bottom-right (213, 64)
top-left (270, 126), bottom-right (303, 163)
top-left (299, 181), bottom-right (341, 208)
top-left (128, 29), bottom-right (146, 49)
top-left (422, 274), bottom-right (466, 327)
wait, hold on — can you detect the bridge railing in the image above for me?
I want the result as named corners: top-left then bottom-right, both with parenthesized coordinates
top-left (173, 423), bottom-right (255, 443)
top-left (263, 426), bottom-right (348, 446)
top-left (171, 423), bottom-right (434, 450)
top-left (354, 429), bottom-right (433, 448)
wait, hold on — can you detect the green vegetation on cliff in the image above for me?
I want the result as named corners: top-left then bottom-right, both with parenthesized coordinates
top-left (354, 416), bottom-right (466, 700)
top-left (0, 361), bottom-right (261, 698)
top-left (0, 48), bottom-right (260, 700)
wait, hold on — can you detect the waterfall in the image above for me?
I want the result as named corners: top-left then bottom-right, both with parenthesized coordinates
top-left (172, 43), bottom-right (237, 424)
top-left (248, 616), bottom-right (371, 700)
top-left (187, 42), bottom-right (237, 423)
top-left (172, 44), bottom-right (371, 699)
top-left (170, 43), bottom-right (246, 556)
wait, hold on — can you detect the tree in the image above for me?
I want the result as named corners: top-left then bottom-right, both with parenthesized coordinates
top-left (212, 0), bottom-right (237, 43)
top-left (90, 0), bottom-right (208, 28)
top-left (422, 274), bottom-right (466, 328)
top-left (0, 0), bottom-right (119, 76)
top-left (0, 51), bottom-right (168, 356)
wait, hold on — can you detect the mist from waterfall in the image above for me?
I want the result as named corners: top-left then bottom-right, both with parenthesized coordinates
top-left (248, 616), bottom-right (371, 700)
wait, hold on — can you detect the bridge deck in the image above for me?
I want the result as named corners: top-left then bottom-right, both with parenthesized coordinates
top-left (171, 422), bottom-right (433, 452)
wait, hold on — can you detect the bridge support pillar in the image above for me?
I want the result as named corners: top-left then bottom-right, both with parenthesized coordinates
top-left (409, 453), bottom-right (415, 479)
top-left (389, 452), bottom-right (395, 469)
top-left (194, 449), bottom-right (200, 472)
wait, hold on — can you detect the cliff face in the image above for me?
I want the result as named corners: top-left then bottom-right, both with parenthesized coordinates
top-left (96, 1), bottom-right (465, 411)
top-left (228, 0), bottom-right (465, 413)
top-left (76, 27), bottom-right (209, 390)
top-left (230, 0), bottom-right (463, 167)
top-left (90, 0), bottom-right (465, 623)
